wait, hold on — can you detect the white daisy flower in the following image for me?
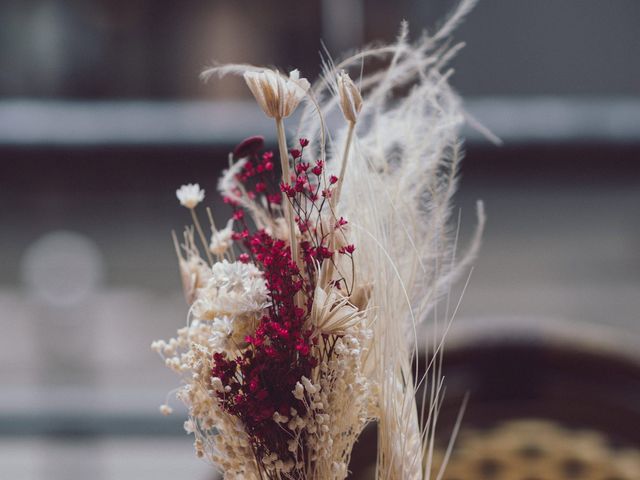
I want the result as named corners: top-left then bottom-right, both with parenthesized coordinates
top-left (176, 183), bottom-right (205, 209)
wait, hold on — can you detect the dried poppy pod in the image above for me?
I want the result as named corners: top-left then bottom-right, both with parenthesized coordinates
top-left (243, 68), bottom-right (310, 120)
top-left (337, 71), bottom-right (363, 124)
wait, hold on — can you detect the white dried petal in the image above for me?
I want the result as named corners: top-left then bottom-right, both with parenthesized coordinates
top-left (176, 183), bottom-right (205, 209)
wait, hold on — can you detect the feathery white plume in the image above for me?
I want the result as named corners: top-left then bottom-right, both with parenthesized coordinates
top-left (297, 2), bottom-right (485, 478)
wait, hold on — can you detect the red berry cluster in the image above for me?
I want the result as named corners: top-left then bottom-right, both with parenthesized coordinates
top-left (211, 136), bottom-right (357, 466)
top-left (211, 230), bottom-right (316, 462)
top-left (228, 136), bottom-right (281, 207)
top-left (278, 140), bottom-right (355, 294)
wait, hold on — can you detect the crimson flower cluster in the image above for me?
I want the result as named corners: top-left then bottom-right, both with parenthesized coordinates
top-left (211, 230), bottom-right (316, 462)
top-left (211, 136), bottom-right (356, 464)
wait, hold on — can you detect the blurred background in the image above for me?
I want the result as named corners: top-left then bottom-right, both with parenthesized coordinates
top-left (1, 1), bottom-right (639, 479)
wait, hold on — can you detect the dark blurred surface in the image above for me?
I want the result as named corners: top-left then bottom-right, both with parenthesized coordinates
top-left (347, 334), bottom-right (640, 478)
top-left (1, 1), bottom-right (639, 99)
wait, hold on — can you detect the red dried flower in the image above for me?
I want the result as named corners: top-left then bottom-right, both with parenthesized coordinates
top-left (339, 244), bottom-right (356, 254)
top-left (295, 162), bottom-right (310, 174)
top-left (211, 229), bottom-right (316, 462)
top-left (312, 160), bottom-right (324, 176)
top-left (206, 135), bottom-right (358, 468)
top-left (267, 193), bottom-right (282, 204)
top-left (289, 148), bottom-right (301, 159)
top-left (280, 183), bottom-right (296, 198)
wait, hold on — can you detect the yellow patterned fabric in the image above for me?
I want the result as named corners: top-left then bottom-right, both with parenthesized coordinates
top-left (432, 420), bottom-right (640, 480)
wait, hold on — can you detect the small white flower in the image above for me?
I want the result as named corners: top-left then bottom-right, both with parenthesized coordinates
top-left (183, 419), bottom-right (195, 434)
top-left (211, 377), bottom-right (225, 393)
top-left (301, 376), bottom-right (318, 394)
top-left (208, 316), bottom-right (234, 350)
top-left (176, 183), bottom-right (205, 209)
top-left (332, 462), bottom-right (347, 477)
top-left (192, 260), bottom-right (269, 321)
top-left (159, 404), bottom-right (173, 416)
top-left (293, 382), bottom-right (305, 400)
top-left (337, 71), bottom-right (363, 124)
top-left (209, 218), bottom-right (234, 256)
top-left (243, 69), bottom-right (310, 119)
top-left (150, 340), bottom-right (165, 354)
top-left (272, 412), bottom-right (289, 423)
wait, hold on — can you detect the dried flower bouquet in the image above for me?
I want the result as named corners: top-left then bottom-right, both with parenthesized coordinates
top-left (153, 2), bottom-right (484, 479)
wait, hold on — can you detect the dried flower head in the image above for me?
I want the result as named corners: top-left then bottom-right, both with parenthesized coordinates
top-left (176, 183), bottom-right (205, 209)
top-left (337, 71), bottom-right (363, 124)
top-left (178, 255), bottom-right (209, 305)
top-left (310, 286), bottom-right (363, 336)
top-left (159, 404), bottom-right (173, 416)
top-left (243, 69), bottom-right (310, 119)
top-left (209, 218), bottom-right (234, 256)
top-left (191, 260), bottom-right (269, 321)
